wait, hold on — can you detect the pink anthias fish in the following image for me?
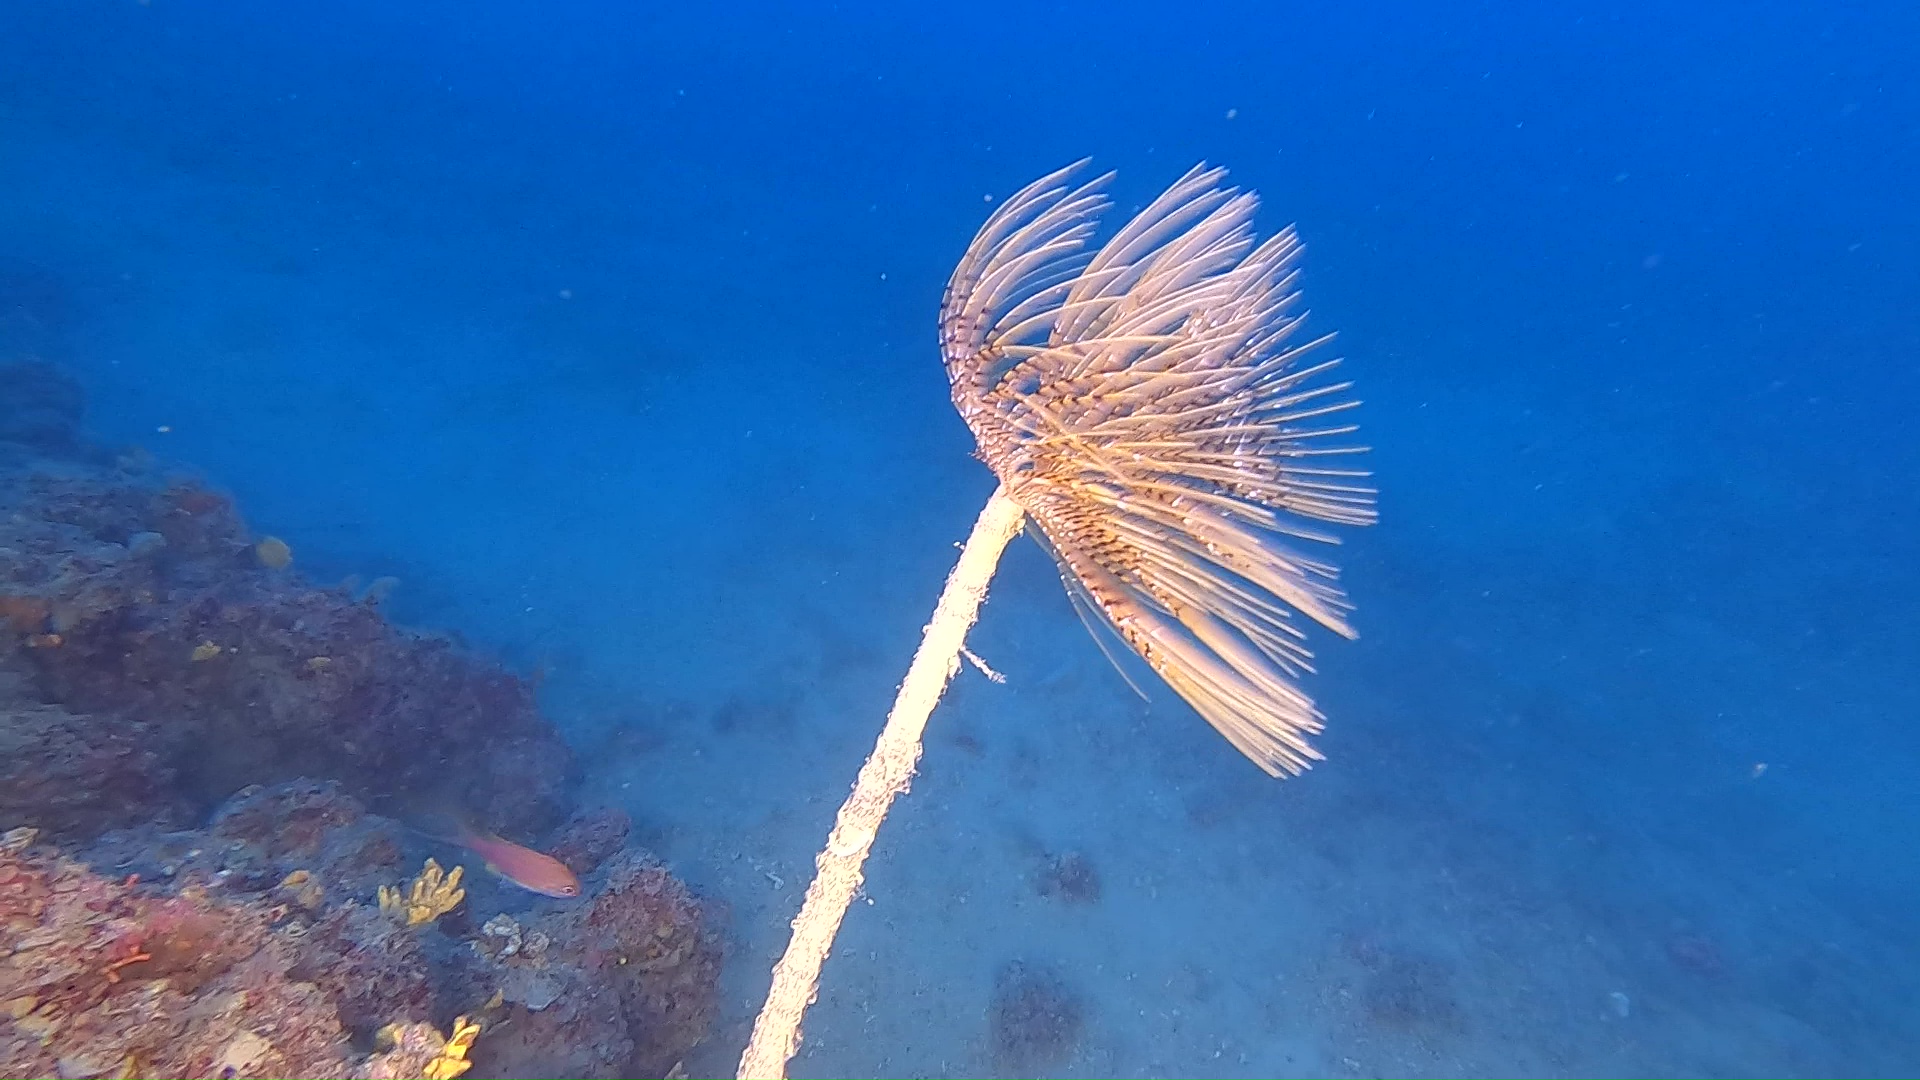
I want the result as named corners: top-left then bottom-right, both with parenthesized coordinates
top-left (447, 824), bottom-right (581, 899)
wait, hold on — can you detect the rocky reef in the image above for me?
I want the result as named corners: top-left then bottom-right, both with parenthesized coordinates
top-left (0, 407), bottom-right (570, 836)
top-left (2, 782), bottom-right (717, 1080)
top-left (0, 356), bottom-right (719, 1078)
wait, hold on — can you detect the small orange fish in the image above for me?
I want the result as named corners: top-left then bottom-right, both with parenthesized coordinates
top-left (450, 825), bottom-right (580, 899)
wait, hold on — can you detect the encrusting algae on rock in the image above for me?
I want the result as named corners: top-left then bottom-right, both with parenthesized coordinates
top-left (378, 859), bottom-right (466, 928)
top-left (2, 780), bottom-right (721, 1078)
top-left (277, 868), bottom-right (326, 911)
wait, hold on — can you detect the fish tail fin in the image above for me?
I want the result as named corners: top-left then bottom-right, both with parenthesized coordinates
top-left (407, 804), bottom-right (483, 848)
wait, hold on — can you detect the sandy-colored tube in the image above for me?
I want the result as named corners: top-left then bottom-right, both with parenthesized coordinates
top-left (737, 487), bottom-right (1026, 1080)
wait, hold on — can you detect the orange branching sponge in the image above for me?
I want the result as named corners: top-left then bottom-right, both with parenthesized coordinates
top-left (377, 859), bottom-right (465, 928)
top-left (422, 1016), bottom-right (481, 1080)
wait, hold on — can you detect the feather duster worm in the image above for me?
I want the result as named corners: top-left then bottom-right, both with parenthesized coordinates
top-left (741, 162), bottom-right (1375, 1078)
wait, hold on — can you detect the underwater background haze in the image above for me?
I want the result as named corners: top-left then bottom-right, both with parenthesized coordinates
top-left (1, 0), bottom-right (1916, 1076)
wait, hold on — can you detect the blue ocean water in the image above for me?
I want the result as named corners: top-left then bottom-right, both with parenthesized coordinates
top-left (2, 0), bottom-right (1915, 1076)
